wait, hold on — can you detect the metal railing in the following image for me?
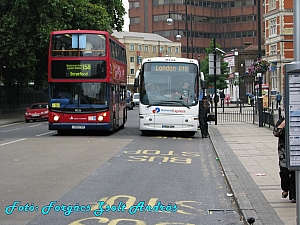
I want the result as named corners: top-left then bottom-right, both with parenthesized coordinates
top-left (215, 103), bottom-right (281, 128)
top-left (0, 86), bottom-right (48, 109)
top-left (217, 109), bottom-right (256, 123)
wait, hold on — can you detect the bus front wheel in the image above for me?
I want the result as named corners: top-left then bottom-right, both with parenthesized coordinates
top-left (186, 132), bottom-right (195, 137)
top-left (57, 130), bottom-right (66, 135)
top-left (141, 131), bottom-right (150, 136)
top-left (110, 116), bottom-right (116, 134)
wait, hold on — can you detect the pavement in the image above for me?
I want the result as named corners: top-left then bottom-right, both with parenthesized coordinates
top-left (0, 111), bottom-right (297, 225)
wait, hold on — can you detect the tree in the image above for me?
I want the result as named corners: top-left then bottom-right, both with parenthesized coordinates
top-left (200, 39), bottom-right (229, 92)
top-left (0, 0), bottom-right (126, 89)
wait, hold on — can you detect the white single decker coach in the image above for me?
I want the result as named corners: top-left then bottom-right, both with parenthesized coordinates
top-left (134, 57), bottom-right (200, 136)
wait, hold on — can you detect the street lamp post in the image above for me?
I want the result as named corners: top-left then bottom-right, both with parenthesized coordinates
top-left (167, 1), bottom-right (190, 58)
top-left (213, 38), bottom-right (217, 125)
top-left (257, 0), bottom-right (263, 127)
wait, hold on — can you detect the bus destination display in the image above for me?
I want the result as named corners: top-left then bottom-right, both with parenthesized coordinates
top-left (66, 63), bottom-right (91, 77)
top-left (51, 61), bottom-right (106, 79)
top-left (145, 63), bottom-right (197, 73)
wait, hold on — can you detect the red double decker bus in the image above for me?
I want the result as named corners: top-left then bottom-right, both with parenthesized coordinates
top-left (48, 30), bottom-right (127, 134)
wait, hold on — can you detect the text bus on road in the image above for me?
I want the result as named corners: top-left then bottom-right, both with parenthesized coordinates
top-left (134, 57), bottom-right (200, 136)
top-left (48, 30), bottom-right (127, 134)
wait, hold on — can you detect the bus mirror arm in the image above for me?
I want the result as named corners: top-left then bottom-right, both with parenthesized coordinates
top-left (134, 78), bottom-right (139, 88)
top-left (134, 69), bottom-right (140, 88)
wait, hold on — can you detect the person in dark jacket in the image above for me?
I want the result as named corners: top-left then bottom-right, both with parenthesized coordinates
top-left (220, 92), bottom-right (225, 107)
top-left (273, 117), bottom-right (296, 203)
top-left (199, 96), bottom-right (210, 138)
top-left (276, 92), bottom-right (282, 109)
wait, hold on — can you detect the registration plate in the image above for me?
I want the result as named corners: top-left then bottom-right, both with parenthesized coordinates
top-left (162, 125), bottom-right (175, 128)
top-left (32, 114), bottom-right (39, 117)
top-left (72, 125), bottom-right (85, 129)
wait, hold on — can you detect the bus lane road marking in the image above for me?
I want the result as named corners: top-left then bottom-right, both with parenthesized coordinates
top-left (68, 194), bottom-right (204, 225)
top-left (123, 150), bottom-right (200, 164)
top-left (150, 136), bottom-right (193, 140)
top-left (0, 138), bottom-right (26, 147)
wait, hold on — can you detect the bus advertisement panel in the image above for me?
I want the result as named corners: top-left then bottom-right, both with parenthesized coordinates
top-left (135, 57), bottom-right (200, 136)
top-left (48, 30), bottom-right (127, 134)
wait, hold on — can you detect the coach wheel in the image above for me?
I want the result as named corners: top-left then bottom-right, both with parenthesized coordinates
top-left (141, 131), bottom-right (150, 136)
top-left (186, 131), bottom-right (195, 137)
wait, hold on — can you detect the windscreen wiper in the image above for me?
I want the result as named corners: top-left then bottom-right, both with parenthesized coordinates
top-left (81, 96), bottom-right (95, 109)
top-left (169, 100), bottom-right (190, 109)
top-left (146, 100), bottom-right (170, 108)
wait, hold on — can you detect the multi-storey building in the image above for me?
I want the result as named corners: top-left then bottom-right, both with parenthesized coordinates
top-left (112, 31), bottom-right (181, 91)
top-left (128, 0), bottom-right (264, 59)
top-left (264, 0), bottom-right (293, 103)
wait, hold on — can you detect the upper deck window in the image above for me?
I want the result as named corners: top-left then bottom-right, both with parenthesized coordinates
top-left (51, 34), bottom-right (106, 57)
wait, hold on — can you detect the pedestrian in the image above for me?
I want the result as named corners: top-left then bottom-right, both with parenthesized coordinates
top-left (207, 93), bottom-right (213, 107)
top-left (249, 93), bottom-right (254, 106)
top-left (276, 92), bottom-right (282, 109)
top-left (273, 117), bottom-right (296, 203)
top-left (220, 92), bottom-right (225, 107)
top-left (199, 96), bottom-right (210, 138)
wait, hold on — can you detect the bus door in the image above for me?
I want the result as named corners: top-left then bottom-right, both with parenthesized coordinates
top-left (115, 84), bottom-right (120, 126)
top-left (110, 84), bottom-right (116, 129)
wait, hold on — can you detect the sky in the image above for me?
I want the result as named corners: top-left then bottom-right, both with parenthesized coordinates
top-left (122, 0), bottom-right (129, 31)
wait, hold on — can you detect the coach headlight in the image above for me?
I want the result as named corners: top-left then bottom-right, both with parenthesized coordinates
top-left (185, 117), bottom-right (193, 122)
top-left (54, 115), bottom-right (60, 121)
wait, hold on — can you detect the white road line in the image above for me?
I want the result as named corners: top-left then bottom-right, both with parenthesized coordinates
top-left (1, 128), bottom-right (21, 133)
top-left (36, 131), bottom-right (55, 137)
top-left (0, 138), bottom-right (26, 146)
top-left (0, 122), bottom-right (23, 128)
top-left (29, 124), bottom-right (43, 128)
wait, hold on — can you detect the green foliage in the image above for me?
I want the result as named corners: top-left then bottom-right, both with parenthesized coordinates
top-left (200, 39), bottom-right (229, 91)
top-left (0, 0), bottom-right (125, 89)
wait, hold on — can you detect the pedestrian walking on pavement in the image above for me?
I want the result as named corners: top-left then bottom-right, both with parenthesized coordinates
top-left (220, 92), bottom-right (225, 107)
top-left (273, 117), bottom-right (296, 203)
top-left (249, 93), bottom-right (255, 107)
top-left (199, 96), bottom-right (210, 138)
top-left (276, 92), bottom-right (282, 109)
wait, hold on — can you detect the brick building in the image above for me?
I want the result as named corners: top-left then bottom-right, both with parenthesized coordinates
top-left (264, 0), bottom-right (293, 104)
top-left (128, 0), bottom-right (264, 59)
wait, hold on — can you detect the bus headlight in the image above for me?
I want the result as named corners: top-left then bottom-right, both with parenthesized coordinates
top-left (54, 115), bottom-right (60, 121)
top-left (185, 117), bottom-right (193, 122)
top-left (98, 115), bottom-right (104, 121)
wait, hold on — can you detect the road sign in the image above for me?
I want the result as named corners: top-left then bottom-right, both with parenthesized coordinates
top-left (209, 53), bottom-right (220, 75)
top-left (285, 62), bottom-right (300, 170)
